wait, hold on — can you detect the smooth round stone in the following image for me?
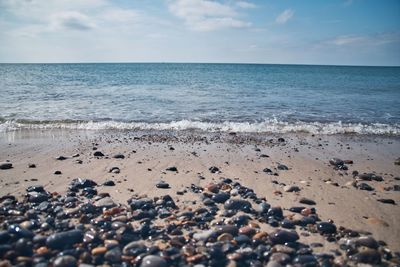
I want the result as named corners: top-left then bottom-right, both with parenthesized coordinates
top-left (299, 198), bottom-right (316, 205)
top-left (351, 249), bottom-right (381, 264)
top-left (317, 222), bottom-right (337, 234)
top-left (354, 236), bottom-right (379, 249)
top-left (104, 247), bottom-right (121, 263)
top-left (15, 238), bottom-right (33, 256)
top-left (238, 226), bottom-right (256, 236)
top-left (217, 233), bottom-right (234, 242)
top-left (0, 231), bottom-right (11, 244)
top-left (53, 255), bottom-right (77, 267)
top-left (103, 180), bottom-right (115, 186)
top-left (216, 225), bottom-right (239, 236)
top-left (0, 162), bottom-right (12, 170)
top-left (270, 253), bottom-right (291, 264)
top-left (7, 225), bottom-right (34, 239)
top-left (70, 178), bottom-right (97, 189)
top-left (94, 197), bottom-right (116, 209)
top-left (212, 192), bottom-right (230, 203)
top-left (234, 234), bottom-right (251, 245)
top-left (26, 185), bottom-right (45, 193)
top-left (329, 158), bottom-right (344, 167)
top-left (273, 245), bottom-right (295, 254)
top-left (269, 230), bottom-right (299, 244)
top-left (156, 181), bottom-right (170, 189)
top-left (122, 241), bottom-right (147, 256)
top-left (293, 255), bottom-right (317, 264)
top-left (140, 255), bottom-right (167, 267)
top-left (46, 230), bottom-right (83, 250)
top-left (280, 219), bottom-right (295, 229)
top-left (256, 202), bottom-right (271, 214)
top-left (91, 247), bottom-right (107, 255)
top-left (206, 183), bottom-right (219, 193)
top-left (113, 153), bottom-right (125, 159)
top-left (266, 260), bottom-right (284, 267)
top-left (28, 192), bottom-right (49, 203)
top-left (283, 185), bottom-right (300, 192)
top-left (193, 230), bottom-right (217, 241)
top-left (224, 199), bottom-right (252, 212)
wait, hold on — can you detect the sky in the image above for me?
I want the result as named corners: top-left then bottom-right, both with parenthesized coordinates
top-left (0, 0), bottom-right (399, 66)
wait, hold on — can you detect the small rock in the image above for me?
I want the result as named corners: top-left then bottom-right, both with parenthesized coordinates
top-left (269, 230), bottom-right (299, 244)
top-left (0, 162), bottom-right (12, 170)
top-left (394, 158), bottom-right (400, 165)
top-left (109, 167), bottom-right (120, 173)
top-left (209, 166), bottom-right (220, 173)
top-left (103, 180), bottom-right (115, 186)
top-left (277, 164), bottom-right (288, 170)
top-left (94, 197), bottom-right (116, 209)
top-left (54, 170), bottom-right (62, 175)
top-left (166, 166), bottom-right (178, 172)
top-left (113, 153), bottom-right (125, 159)
top-left (46, 230), bottom-right (83, 250)
top-left (284, 185), bottom-right (300, 192)
top-left (156, 181), bottom-right (170, 189)
top-left (299, 197), bottom-right (316, 205)
top-left (377, 198), bottom-right (396, 205)
top-left (56, 156), bottom-right (67, 161)
top-left (140, 255), bottom-right (167, 267)
top-left (317, 222), bottom-right (337, 234)
top-left (93, 151), bottom-right (104, 157)
top-left (28, 163), bottom-right (36, 168)
top-left (358, 183), bottom-right (374, 191)
top-left (224, 199), bottom-right (252, 212)
top-left (351, 249), bottom-right (381, 264)
top-left (53, 255), bottom-right (77, 267)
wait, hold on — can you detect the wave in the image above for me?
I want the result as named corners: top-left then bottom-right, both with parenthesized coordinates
top-left (0, 119), bottom-right (399, 135)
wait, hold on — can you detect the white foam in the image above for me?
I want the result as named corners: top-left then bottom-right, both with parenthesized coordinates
top-left (0, 119), bottom-right (399, 135)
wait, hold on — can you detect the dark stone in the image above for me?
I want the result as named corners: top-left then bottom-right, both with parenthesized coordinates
top-left (212, 192), bottom-right (230, 203)
top-left (56, 156), bottom-right (67, 160)
top-left (263, 168), bottom-right (273, 173)
top-left (354, 236), bottom-right (379, 249)
top-left (377, 198), bottom-right (396, 205)
top-left (0, 162), bottom-right (12, 170)
top-left (351, 249), bottom-right (381, 264)
top-left (317, 222), bottom-right (337, 234)
top-left (54, 170), bottom-right (62, 175)
top-left (224, 199), bottom-right (252, 212)
top-left (15, 238), bottom-right (33, 256)
top-left (113, 153), bottom-right (125, 159)
top-left (299, 197), bottom-right (316, 205)
top-left (28, 163), bottom-right (36, 168)
top-left (209, 166), bottom-right (220, 173)
top-left (358, 173), bottom-right (384, 181)
top-left (140, 255), bottom-right (167, 267)
top-left (277, 164), bottom-right (289, 170)
top-left (0, 231), bottom-right (11, 244)
top-left (7, 225), bottom-right (34, 239)
top-left (26, 185), bottom-right (45, 193)
top-left (104, 247), bottom-right (121, 263)
top-left (93, 151), bottom-right (104, 157)
top-left (358, 183), bottom-right (374, 191)
top-left (69, 178), bottom-right (97, 189)
top-left (46, 230), bottom-right (83, 250)
top-left (166, 166), bottom-right (178, 172)
top-left (156, 181), bottom-right (170, 189)
top-left (28, 192), bottom-right (49, 203)
top-left (123, 241), bottom-right (147, 256)
top-left (53, 255), bottom-right (77, 267)
top-left (329, 158), bottom-right (344, 167)
top-left (269, 230), bottom-right (299, 244)
top-left (103, 180), bottom-right (115, 186)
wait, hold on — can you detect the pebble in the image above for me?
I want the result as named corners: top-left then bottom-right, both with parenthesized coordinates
top-left (209, 166), bottom-right (220, 173)
top-left (46, 230), bottom-right (83, 249)
top-left (377, 198), bottom-right (396, 205)
top-left (299, 197), bottom-right (316, 205)
top-left (140, 255), bottom-right (167, 267)
top-left (166, 166), bottom-right (178, 172)
top-left (351, 249), bottom-right (381, 264)
top-left (113, 153), bottom-right (125, 159)
top-left (94, 197), bottom-right (116, 209)
top-left (283, 185), bottom-right (300, 192)
top-left (269, 230), bottom-right (299, 244)
top-left (102, 180), bottom-right (115, 186)
top-left (93, 151), bottom-right (104, 157)
top-left (0, 162), bottom-right (12, 170)
top-left (358, 183), bottom-right (374, 191)
top-left (156, 181), bottom-right (170, 189)
top-left (53, 255), bottom-right (77, 267)
top-left (224, 199), bottom-right (252, 212)
top-left (317, 222), bottom-right (337, 234)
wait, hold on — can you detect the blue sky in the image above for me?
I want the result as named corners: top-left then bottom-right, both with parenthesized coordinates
top-left (0, 0), bottom-right (399, 65)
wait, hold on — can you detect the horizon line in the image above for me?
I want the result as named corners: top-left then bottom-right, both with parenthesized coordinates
top-left (0, 61), bottom-right (399, 68)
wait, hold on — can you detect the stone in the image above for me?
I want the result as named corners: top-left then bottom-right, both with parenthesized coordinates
top-left (28, 163), bottom-right (36, 168)
top-left (113, 153), bottom-right (125, 159)
top-left (193, 230), bottom-right (217, 241)
top-left (269, 230), bottom-right (299, 244)
top-left (354, 236), bottom-right (379, 249)
top-left (109, 167), bottom-right (120, 173)
top-left (140, 255), bottom-right (167, 267)
top-left (0, 162), bottom-right (12, 170)
top-left (56, 156), bottom-right (67, 160)
top-left (102, 180), bottom-right (115, 186)
top-left (212, 192), bottom-right (230, 203)
top-left (53, 255), bottom-right (77, 267)
top-left (377, 198), bottom-right (396, 205)
top-left (329, 158), bottom-right (344, 167)
top-left (54, 170), bottom-right (62, 175)
top-left (93, 151), bottom-right (104, 157)
top-left (166, 166), bottom-right (178, 172)
top-left (156, 181), bottom-right (170, 189)
top-left (122, 241), bottom-right (147, 256)
top-left (104, 247), bottom-right (121, 263)
top-left (351, 249), bottom-right (381, 264)
top-left (94, 197), bottom-right (116, 209)
top-left (92, 247), bottom-right (107, 255)
top-left (317, 222), bottom-right (337, 234)
top-left (358, 183), bottom-right (374, 191)
top-left (46, 230), bottom-right (83, 250)
top-left (283, 185), bottom-right (300, 192)
top-left (299, 197), bottom-right (316, 205)
top-left (395, 158), bottom-right (400, 165)
top-left (69, 178), bottom-right (97, 189)
top-left (209, 166), bottom-right (220, 173)
top-left (224, 199), bottom-right (252, 212)
top-left (277, 164), bottom-right (288, 170)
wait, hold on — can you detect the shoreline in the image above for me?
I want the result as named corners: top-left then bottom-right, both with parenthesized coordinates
top-left (1, 128), bottom-right (399, 265)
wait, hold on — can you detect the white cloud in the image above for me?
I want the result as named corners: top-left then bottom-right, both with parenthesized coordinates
top-left (51, 11), bottom-right (95, 31)
top-left (168, 0), bottom-right (251, 31)
top-left (326, 32), bottom-right (400, 46)
top-left (275, 9), bottom-right (294, 24)
top-left (236, 1), bottom-right (256, 9)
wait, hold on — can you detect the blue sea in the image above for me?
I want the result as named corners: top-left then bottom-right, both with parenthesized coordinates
top-left (0, 63), bottom-right (399, 135)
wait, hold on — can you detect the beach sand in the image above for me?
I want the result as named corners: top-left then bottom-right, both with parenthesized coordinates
top-left (0, 129), bottom-right (399, 264)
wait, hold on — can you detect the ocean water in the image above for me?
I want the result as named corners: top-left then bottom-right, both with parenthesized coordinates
top-left (0, 63), bottom-right (399, 135)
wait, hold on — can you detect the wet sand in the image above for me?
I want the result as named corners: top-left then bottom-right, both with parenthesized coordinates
top-left (0, 129), bottom-right (399, 265)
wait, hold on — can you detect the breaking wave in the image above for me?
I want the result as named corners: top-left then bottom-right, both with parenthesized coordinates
top-left (0, 119), bottom-right (399, 135)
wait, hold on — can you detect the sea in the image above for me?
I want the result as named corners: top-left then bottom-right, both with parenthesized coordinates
top-left (0, 63), bottom-right (399, 135)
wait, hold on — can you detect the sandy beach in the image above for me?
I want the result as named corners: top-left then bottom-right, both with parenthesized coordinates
top-left (0, 129), bottom-right (399, 266)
